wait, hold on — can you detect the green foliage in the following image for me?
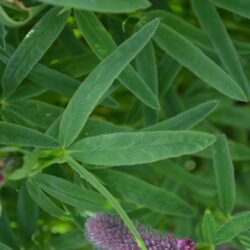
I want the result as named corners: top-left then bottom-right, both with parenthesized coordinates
top-left (0, 0), bottom-right (249, 249)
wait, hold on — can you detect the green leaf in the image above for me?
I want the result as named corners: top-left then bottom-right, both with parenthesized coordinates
top-left (0, 49), bottom-right (79, 97)
top-left (215, 211), bottom-right (250, 244)
top-left (26, 178), bottom-right (67, 219)
top-left (18, 181), bottom-right (38, 239)
top-left (136, 41), bottom-right (158, 126)
top-left (202, 210), bottom-right (216, 243)
top-left (197, 140), bottom-right (250, 162)
top-left (0, 122), bottom-right (58, 148)
top-left (0, 212), bottom-right (19, 250)
top-left (0, 23), bottom-right (5, 51)
top-left (38, 0), bottom-right (151, 13)
top-left (211, 0), bottom-right (250, 19)
top-left (95, 169), bottom-right (196, 217)
top-left (192, 0), bottom-right (250, 99)
top-left (153, 23), bottom-right (247, 101)
top-left (32, 173), bottom-right (114, 212)
top-left (153, 160), bottom-right (216, 197)
top-left (69, 131), bottom-right (215, 166)
top-left (210, 105), bottom-right (250, 129)
top-left (158, 56), bottom-right (181, 98)
top-left (75, 10), bottom-right (159, 109)
top-left (5, 100), bottom-right (63, 130)
top-left (146, 10), bottom-right (250, 56)
top-left (9, 83), bottom-right (46, 101)
top-left (52, 52), bottom-right (99, 78)
top-left (2, 7), bottom-right (69, 97)
top-left (143, 100), bottom-right (219, 131)
top-left (212, 134), bottom-right (236, 214)
top-left (0, 242), bottom-right (13, 250)
top-left (67, 158), bottom-right (147, 250)
top-left (59, 19), bottom-right (160, 148)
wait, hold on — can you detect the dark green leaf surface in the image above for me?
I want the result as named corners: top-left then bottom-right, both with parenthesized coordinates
top-left (212, 0), bottom-right (250, 19)
top-left (59, 19), bottom-right (159, 148)
top-left (192, 0), bottom-right (250, 99)
top-left (0, 122), bottom-right (58, 148)
top-left (212, 134), bottom-right (236, 214)
top-left (136, 41), bottom-right (158, 126)
top-left (0, 23), bottom-right (5, 51)
top-left (75, 10), bottom-right (159, 109)
top-left (2, 7), bottom-right (69, 97)
top-left (146, 10), bottom-right (250, 55)
top-left (0, 242), bottom-right (12, 250)
top-left (38, 0), bottom-right (151, 13)
top-left (69, 131), bottom-right (215, 166)
top-left (0, 213), bottom-right (18, 250)
top-left (26, 179), bottom-right (67, 219)
top-left (33, 174), bottom-right (113, 212)
top-left (143, 100), bottom-right (219, 131)
top-left (154, 23), bottom-right (247, 101)
top-left (18, 182), bottom-right (38, 239)
top-left (95, 169), bottom-right (196, 217)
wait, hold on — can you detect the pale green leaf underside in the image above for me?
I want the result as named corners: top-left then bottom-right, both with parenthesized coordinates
top-left (69, 131), bottom-right (215, 166)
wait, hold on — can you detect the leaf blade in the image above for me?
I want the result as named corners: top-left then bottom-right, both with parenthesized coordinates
top-left (212, 134), bottom-right (236, 214)
top-left (95, 169), bottom-right (196, 217)
top-left (215, 211), bottom-right (250, 244)
top-left (74, 10), bottom-right (159, 109)
top-left (58, 19), bottom-right (159, 148)
top-left (192, 0), bottom-right (250, 99)
top-left (153, 23), bottom-right (247, 101)
top-left (0, 122), bottom-right (58, 148)
top-left (69, 131), bottom-right (215, 166)
top-left (38, 0), bottom-right (151, 13)
top-left (2, 7), bottom-right (69, 96)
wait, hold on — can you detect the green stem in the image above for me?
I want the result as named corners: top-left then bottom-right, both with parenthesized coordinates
top-left (66, 156), bottom-right (147, 250)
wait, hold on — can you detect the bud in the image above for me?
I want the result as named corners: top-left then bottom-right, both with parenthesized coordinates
top-left (85, 213), bottom-right (196, 250)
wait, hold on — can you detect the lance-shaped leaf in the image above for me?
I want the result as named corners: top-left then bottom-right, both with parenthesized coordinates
top-left (212, 134), bottom-right (236, 214)
top-left (215, 211), bottom-right (250, 244)
top-left (192, 0), bottom-right (250, 99)
top-left (58, 19), bottom-right (160, 148)
top-left (153, 23), bottom-right (247, 101)
top-left (0, 122), bottom-right (58, 148)
top-left (38, 0), bottom-right (150, 13)
top-left (211, 0), bottom-right (250, 19)
top-left (74, 10), bottom-right (159, 109)
top-left (95, 169), bottom-right (196, 217)
top-left (143, 100), bottom-right (219, 131)
top-left (2, 7), bottom-right (69, 97)
top-left (26, 179), bottom-right (67, 219)
top-left (136, 41), bottom-right (158, 126)
top-left (32, 174), bottom-right (116, 212)
top-left (69, 131), bottom-right (215, 166)
top-left (145, 10), bottom-right (250, 55)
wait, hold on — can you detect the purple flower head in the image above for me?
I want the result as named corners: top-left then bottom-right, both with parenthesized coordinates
top-left (85, 213), bottom-right (196, 250)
